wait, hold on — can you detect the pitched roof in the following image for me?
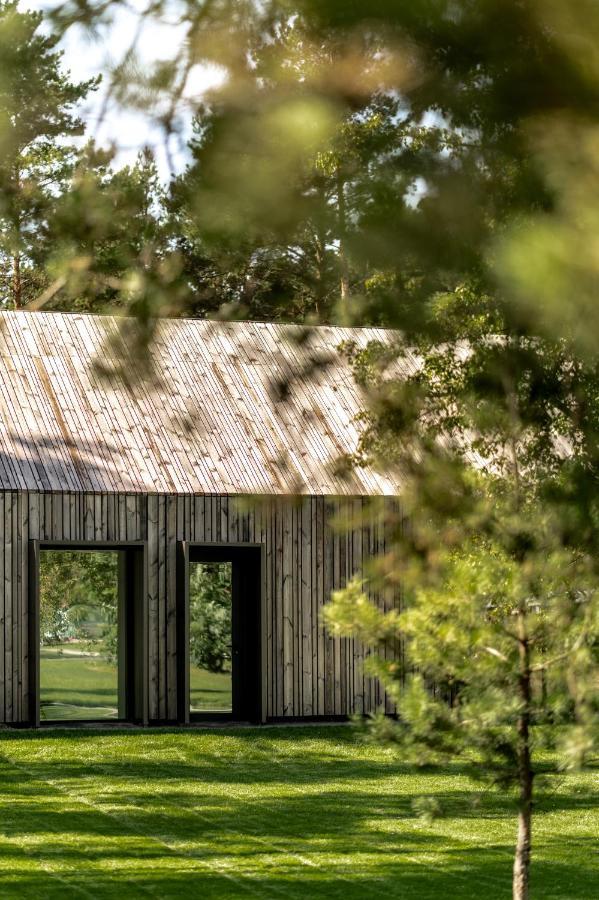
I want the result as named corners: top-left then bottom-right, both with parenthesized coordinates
top-left (0, 311), bottom-right (408, 495)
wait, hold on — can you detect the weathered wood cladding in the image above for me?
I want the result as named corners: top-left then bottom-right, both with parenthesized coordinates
top-left (1, 491), bottom-right (398, 724)
top-left (0, 312), bottom-right (406, 496)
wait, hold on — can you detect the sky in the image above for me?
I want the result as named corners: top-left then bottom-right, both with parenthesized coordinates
top-left (27, 0), bottom-right (226, 177)
top-left (23, 2), bottom-right (430, 200)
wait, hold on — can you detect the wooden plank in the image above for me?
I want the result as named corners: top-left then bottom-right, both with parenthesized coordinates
top-left (301, 497), bottom-right (313, 715)
top-left (312, 497), bottom-right (327, 716)
top-left (263, 499), bottom-right (273, 718)
top-left (201, 496), bottom-right (210, 542)
top-left (176, 494), bottom-right (184, 542)
top-left (370, 499), bottom-right (380, 712)
top-left (106, 493), bottom-right (116, 542)
top-left (18, 492), bottom-right (28, 721)
top-left (353, 498), bottom-right (365, 716)
top-left (94, 493), bottom-right (103, 541)
top-left (83, 494), bottom-right (94, 541)
top-left (324, 500), bottom-right (335, 715)
top-left (52, 491), bottom-right (63, 541)
top-left (126, 494), bottom-right (137, 543)
top-left (0, 493), bottom-right (4, 723)
top-left (27, 536), bottom-right (39, 726)
top-left (218, 495), bottom-right (226, 543)
top-left (4, 493), bottom-right (12, 721)
top-left (176, 539), bottom-right (190, 723)
top-left (76, 491), bottom-right (83, 541)
top-left (197, 495), bottom-right (205, 542)
top-left (228, 496), bottom-right (238, 543)
top-left (166, 494), bottom-right (178, 720)
top-left (157, 494), bottom-right (166, 720)
top-left (28, 493), bottom-right (40, 544)
top-left (335, 500), bottom-right (345, 715)
top-left (210, 496), bottom-right (218, 543)
top-left (11, 492), bottom-right (18, 720)
top-left (292, 501), bottom-right (300, 716)
top-left (275, 499), bottom-right (284, 716)
top-left (69, 493), bottom-right (77, 541)
top-left (147, 494), bottom-right (159, 721)
top-left (282, 501), bottom-right (294, 716)
top-left (117, 494), bottom-right (127, 542)
top-left (184, 495), bottom-right (192, 541)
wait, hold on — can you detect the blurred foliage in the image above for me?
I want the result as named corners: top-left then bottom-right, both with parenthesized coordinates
top-left (4, 2), bottom-right (599, 893)
top-left (189, 562), bottom-right (232, 674)
top-left (44, 145), bottom-right (175, 314)
top-left (23, 0), bottom-right (599, 332)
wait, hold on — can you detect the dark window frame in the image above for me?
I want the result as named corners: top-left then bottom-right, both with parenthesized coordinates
top-left (28, 540), bottom-right (148, 727)
top-left (177, 541), bottom-right (265, 725)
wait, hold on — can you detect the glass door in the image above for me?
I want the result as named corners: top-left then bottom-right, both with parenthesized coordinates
top-left (180, 544), bottom-right (262, 723)
top-left (188, 561), bottom-right (233, 714)
top-left (39, 549), bottom-right (120, 721)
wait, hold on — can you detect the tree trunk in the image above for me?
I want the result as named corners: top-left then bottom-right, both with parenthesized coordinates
top-left (11, 162), bottom-right (23, 309)
top-left (337, 166), bottom-right (350, 305)
top-left (513, 610), bottom-right (533, 900)
top-left (513, 756), bottom-right (533, 899)
top-left (12, 252), bottom-right (22, 309)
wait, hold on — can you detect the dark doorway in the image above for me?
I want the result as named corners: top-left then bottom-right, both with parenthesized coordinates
top-left (39, 549), bottom-right (119, 721)
top-left (29, 541), bottom-right (147, 726)
top-left (177, 543), bottom-right (263, 723)
top-left (188, 560), bottom-right (233, 714)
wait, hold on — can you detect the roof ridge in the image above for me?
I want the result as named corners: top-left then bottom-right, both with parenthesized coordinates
top-left (0, 309), bottom-right (397, 335)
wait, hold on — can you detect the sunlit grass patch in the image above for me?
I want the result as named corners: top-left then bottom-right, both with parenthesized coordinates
top-left (0, 726), bottom-right (596, 898)
top-left (39, 649), bottom-right (231, 720)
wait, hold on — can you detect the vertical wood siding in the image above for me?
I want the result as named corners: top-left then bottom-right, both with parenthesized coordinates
top-left (0, 491), bottom-right (399, 724)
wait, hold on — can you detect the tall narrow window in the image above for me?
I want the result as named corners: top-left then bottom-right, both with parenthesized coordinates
top-left (39, 550), bottom-right (119, 721)
top-left (189, 561), bottom-right (233, 714)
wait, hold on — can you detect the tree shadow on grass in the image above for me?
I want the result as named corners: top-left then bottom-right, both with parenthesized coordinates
top-left (0, 863), bottom-right (513, 900)
top-left (0, 729), bottom-right (597, 899)
top-left (0, 818), bottom-right (594, 900)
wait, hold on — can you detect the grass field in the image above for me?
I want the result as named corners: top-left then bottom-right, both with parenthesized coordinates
top-left (40, 644), bottom-right (119, 720)
top-left (40, 644), bottom-right (231, 719)
top-left (0, 726), bottom-right (596, 898)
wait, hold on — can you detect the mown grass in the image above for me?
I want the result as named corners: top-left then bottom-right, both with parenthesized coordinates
top-left (40, 644), bottom-right (119, 719)
top-left (0, 726), bottom-right (596, 898)
top-left (40, 646), bottom-right (231, 719)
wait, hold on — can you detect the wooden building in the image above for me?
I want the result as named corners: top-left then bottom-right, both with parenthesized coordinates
top-left (0, 311), bottom-right (405, 726)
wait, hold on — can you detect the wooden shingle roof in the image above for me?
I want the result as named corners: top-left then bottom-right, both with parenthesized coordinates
top-left (0, 311), bottom-right (409, 495)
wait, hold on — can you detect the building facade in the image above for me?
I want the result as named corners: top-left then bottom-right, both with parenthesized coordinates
top-left (0, 312), bottom-right (404, 726)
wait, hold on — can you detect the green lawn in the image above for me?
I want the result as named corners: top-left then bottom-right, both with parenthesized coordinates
top-left (189, 664), bottom-right (231, 713)
top-left (0, 727), bottom-right (596, 899)
top-left (40, 644), bottom-right (119, 720)
top-left (40, 645), bottom-right (231, 719)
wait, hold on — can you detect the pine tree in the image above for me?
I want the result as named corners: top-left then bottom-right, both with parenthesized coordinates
top-left (168, 19), bottom-right (427, 323)
top-left (46, 144), bottom-right (172, 314)
top-left (0, 1), bottom-right (96, 308)
top-left (325, 321), bottom-right (599, 900)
